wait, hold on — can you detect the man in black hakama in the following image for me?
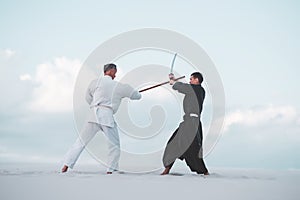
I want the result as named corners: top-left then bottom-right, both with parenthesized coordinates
top-left (161, 72), bottom-right (209, 175)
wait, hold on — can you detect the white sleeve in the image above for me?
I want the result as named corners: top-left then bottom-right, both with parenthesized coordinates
top-left (85, 79), bottom-right (97, 105)
top-left (122, 84), bottom-right (142, 100)
top-left (130, 90), bottom-right (142, 100)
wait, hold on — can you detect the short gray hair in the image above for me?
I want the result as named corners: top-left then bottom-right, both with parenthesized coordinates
top-left (103, 63), bottom-right (117, 73)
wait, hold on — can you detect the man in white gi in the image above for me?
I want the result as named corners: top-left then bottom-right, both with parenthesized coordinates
top-left (61, 63), bottom-right (141, 174)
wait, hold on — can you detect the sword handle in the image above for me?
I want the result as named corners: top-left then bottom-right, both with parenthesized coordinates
top-left (139, 76), bottom-right (185, 93)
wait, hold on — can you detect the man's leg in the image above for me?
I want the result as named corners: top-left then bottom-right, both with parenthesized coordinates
top-left (160, 125), bottom-right (180, 175)
top-left (185, 156), bottom-right (209, 175)
top-left (102, 124), bottom-right (120, 173)
top-left (161, 128), bottom-right (180, 175)
top-left (61, 122), bottom-right (101, 172)
top-left (184, 140), bottom-right (209, 175)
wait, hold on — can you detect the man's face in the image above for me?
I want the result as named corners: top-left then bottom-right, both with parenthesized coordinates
top-left (106, 68), bottom-right (117, 79)
top-left (111, 68), bottom-right (117, 79)
top-left (189, 76), bottom-right (199, 85)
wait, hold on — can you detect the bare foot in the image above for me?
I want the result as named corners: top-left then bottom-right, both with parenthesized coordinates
top-left (61, 165), bottom-right (68, 173)
top-left (160, 167), bottom-right (170, 175)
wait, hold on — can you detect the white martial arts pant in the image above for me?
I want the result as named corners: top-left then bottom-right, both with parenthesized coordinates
top-left (62, 122), bottom-right (120, 172)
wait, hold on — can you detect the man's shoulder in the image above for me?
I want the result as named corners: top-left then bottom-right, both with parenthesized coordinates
top-left (92, 76), bottom-right (115, 86)
top-left (191, 84), bottom-right (205, 92)
top-left (192, 84), bottom-right (204, 89)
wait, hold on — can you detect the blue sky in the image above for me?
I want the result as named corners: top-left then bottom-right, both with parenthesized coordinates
top-left (0, 0), bottom-right (299, 169)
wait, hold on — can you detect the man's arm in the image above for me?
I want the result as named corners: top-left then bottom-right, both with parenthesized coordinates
top-left (169, 73), bottom-right (192, 95)
top-left (172, 82), bottom-right (193, 94)
top-left (126, 85), bottom-right (142, 100)
top-left (130, 90), bottom-right (142, 100)
top-left (116, 83), bottom-right (142, 100)
top-left (85, 79), bottom-right (97, 104)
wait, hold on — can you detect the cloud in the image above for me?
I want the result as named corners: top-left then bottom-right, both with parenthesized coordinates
top-left (210, 105), bottom-right (300, 169)
top-left (29, 57), bottom-right (82, 113)
top-left (19, 74), bottom-right (32, 81)
top-left (224, 105), bottom-right (299, 132)
top-left (0, 49), bottom-right (16, 58)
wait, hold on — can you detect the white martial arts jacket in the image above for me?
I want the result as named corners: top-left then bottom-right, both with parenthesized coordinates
top-left (85, 75), bottom-right (141, 127)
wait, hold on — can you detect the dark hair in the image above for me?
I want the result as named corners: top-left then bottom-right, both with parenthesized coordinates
top-left (103, 63), bottom-right (117, 73)
top-left (191, 72), bottom-right (203, 83)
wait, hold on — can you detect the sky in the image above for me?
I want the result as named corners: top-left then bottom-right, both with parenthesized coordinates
top-left (0, 0), bottom-right (299, 170)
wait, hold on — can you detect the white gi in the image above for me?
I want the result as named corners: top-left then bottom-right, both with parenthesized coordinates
top-left (63, 75), bottom-right (141, 172)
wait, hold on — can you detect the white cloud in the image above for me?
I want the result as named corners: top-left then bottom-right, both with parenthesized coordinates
top-left (224, 105), bottom-right (299, 132)
top-left (0, 48), bottom-right (16, 58)
top-left (19, 74), bottom-right (32, 81)
top-left (29, 57), bottom-right (82, 113)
